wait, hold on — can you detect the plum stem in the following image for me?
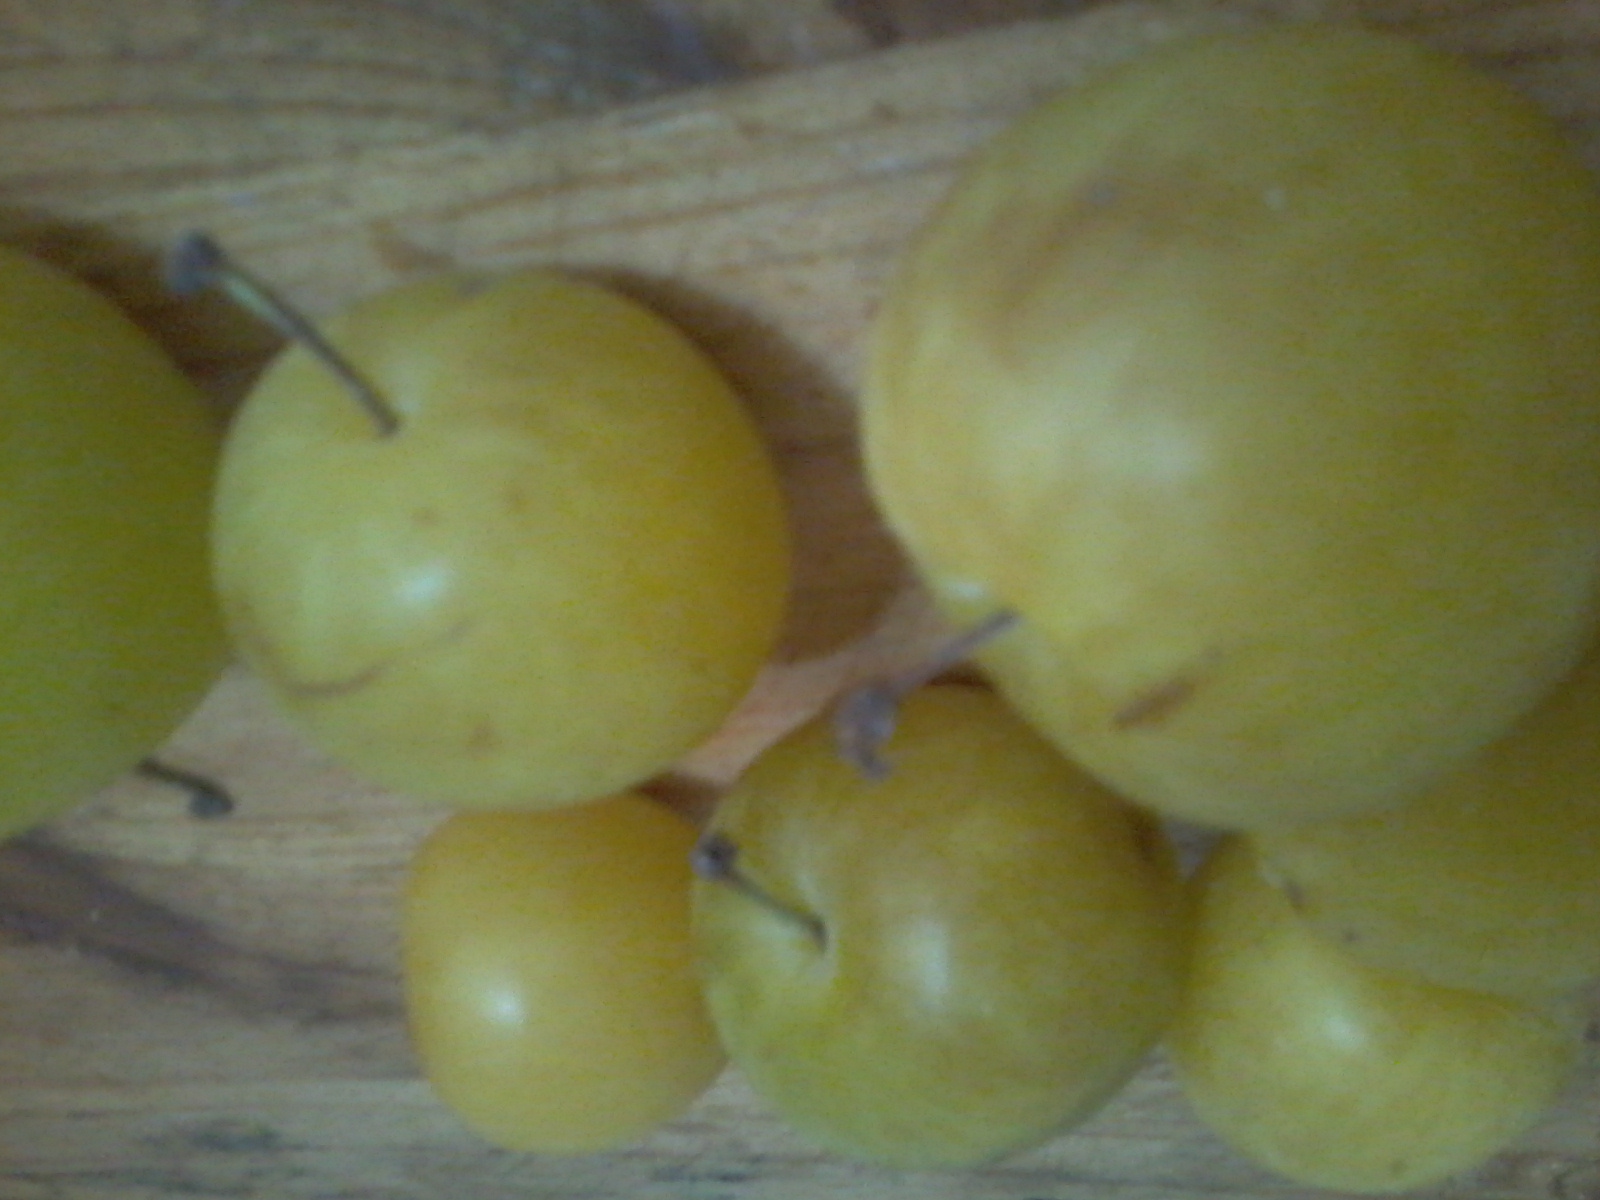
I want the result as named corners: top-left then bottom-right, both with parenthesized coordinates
top-left (834, 607), bottom-right (1019, 780)
top-left (136, 758), bottom-right (236, 819)
top-left (691, 832), bottom-right (826, 948)
top-left (165, 232), bottom-right (401, 438)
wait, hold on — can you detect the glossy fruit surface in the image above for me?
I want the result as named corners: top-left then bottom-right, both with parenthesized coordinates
top-left (862, 25), bottom-right (1600, 829)
top-left (693, 684), bottom-right (1189, 1168)
top-left (402, 797), bottom-right (725, 1153)
top-left (1169, 838), bottom-right (1581, 1193)
top-left (0, 246), bottom-right (225, 837)
top-left (1254, 645), bottom-right (1600, 998)
top-left (213, 269), bottom-right (790, 808)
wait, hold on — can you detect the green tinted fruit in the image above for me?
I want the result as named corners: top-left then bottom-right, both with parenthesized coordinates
top-left (0, 247), bottom-right (224, 836)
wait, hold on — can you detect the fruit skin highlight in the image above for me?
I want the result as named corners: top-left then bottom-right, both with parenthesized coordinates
top-left (862, 24), bottom-right (1600, 830)
top-left (1168, 838), bottom-right (1582, 1194)
top-left (212, 269), bottom-right (791, 809)
top-left (692, 684), bottom-right (1189, 1169)
top-left (0, 246), bottom-right (225, 838)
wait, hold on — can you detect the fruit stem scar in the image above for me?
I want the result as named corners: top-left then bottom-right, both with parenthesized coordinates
top-left (136, 757), bottom-right (236, 818)
top-left (165, 232), bottom-right (401, 438)
top-left (834, 608), bottom-right (1018, 780)
top-left (691, 831), bottom-right (826, 948)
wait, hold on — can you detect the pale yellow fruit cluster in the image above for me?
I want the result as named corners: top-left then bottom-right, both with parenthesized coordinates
top-left (201, 242), bottom-right (1193, 1166)
top-left (5, 15), bottom-right (1599, 1193)
top-left (203, 263), bottom-right (794, 1153)
top-left (860, 21), bottom-right (1600, 1194)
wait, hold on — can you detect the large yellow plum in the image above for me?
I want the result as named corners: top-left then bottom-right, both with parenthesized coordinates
top-left (862, 25), bottom-right (1600, 830)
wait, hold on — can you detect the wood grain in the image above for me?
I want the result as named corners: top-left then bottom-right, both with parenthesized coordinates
top-left (1, 1), bottom-right (1599, 1195)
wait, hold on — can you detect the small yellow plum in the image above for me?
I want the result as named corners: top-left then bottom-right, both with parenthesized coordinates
top-left (693, 684), bottom-right (1189, 1168)
top-left (402, 797), bottom-right (726, 1153)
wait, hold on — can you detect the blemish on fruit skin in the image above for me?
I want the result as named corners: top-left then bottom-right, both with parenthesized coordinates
top-left (281, 659), bottom-right (390, 701)
top-left (266, 617), bottom-right (478, 702)
top-left (468, 721), bottom-right (502, 755)
top-left (1113, 676), bottom-right (1198, 730)
top-left (1128, 814), bottom-right (1166, 871)
top-left (991, 168), bottom-right (1270, 350)
top-left (1283, 879), bottom-right (1309, 915)
top-left (229, 601), bottom-right (390, 702)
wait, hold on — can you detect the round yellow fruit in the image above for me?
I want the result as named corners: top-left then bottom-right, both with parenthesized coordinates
top-left (693, 684), bottom-right (1189, 1169)
top-left (863, 25), bottom-right (1600, 830)
top-left (1254, 644), bottom-right (1600, 998)
top-left (403, 797), bottom-right (725, 1153)
top-left (213, 269), bottom-right (791, 808)
top-left (1169, 838), bottom-right (1581, 1194)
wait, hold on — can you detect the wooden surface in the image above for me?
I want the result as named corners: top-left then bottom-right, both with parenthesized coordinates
top-left (3, 1), bottom-right (1600, 1196)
